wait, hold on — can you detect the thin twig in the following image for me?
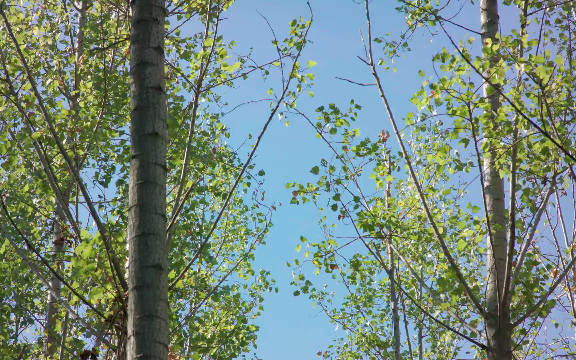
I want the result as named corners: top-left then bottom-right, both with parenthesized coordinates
top-left (335, 76), bottom-right (375, 86)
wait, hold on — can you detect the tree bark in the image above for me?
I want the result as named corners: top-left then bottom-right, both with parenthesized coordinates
top-left (126, 0), bottom-right (169, 359)
top-left (385, 154), bottom-right (401, 360)
top-left (480, 1), bottom-right (512, 359)
top-left (43, 205), bottom-right (65, 358)
top-left (388, 238), bottom-right (401, 360)
top-left (418, 268), bottom-right (423, 360)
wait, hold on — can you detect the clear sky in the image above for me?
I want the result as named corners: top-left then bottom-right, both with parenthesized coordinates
top-left (192, 1), bottom-right (524, 359)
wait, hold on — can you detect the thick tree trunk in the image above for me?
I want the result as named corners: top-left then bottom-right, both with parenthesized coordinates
top-left (480, 1), bottom-right (512, 359)
top-left (126, 0), bottom-right (169, 359)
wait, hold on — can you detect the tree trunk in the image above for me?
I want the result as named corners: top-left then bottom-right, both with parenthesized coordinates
top-left (126, 0), bottom-right (169, 359)
top-left (44, 1), bottom-right (87, 355)
top-left (480, 1), bottom-right (511, 359)
top-left (385, 155), bottom-right (400, 360)
top-left (388, 238), bottom-right (401, 360)
top-left (43, 205), bottom-right (65, 358)
top-left (418, 268), bottom-right (423, 360)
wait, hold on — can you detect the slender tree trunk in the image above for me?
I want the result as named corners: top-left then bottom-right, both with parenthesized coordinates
top-left (480, 1), bottom-right (511, 359)
top-left (385, 154), bottom-right (401, 360)
top-left (400, 292), bottom-right (413, 356)
top-left (43, 2), bottom-right (87, 355)
top-left (126, 0), bottom-right (169, 358)
top-left (418, 268), bottom-right (423, 360)
top-left (58, 297), bottom-right (70, 360)
top-left (43, 206), bottom-right (65, 358)
top-left (388, 238), bottom-right (400, 360)
top-left (566, 5), bottom-right (576, 343)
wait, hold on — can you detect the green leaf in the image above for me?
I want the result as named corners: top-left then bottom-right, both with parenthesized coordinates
top-left (204, 38), bottom-right (214, 47)
top-left (89, 287), bottom-right (103, 301)
top-left (311, 166), bottom-right (320, 175)
top-left (307, 60), bottom-right (317, 68)
top-left (0, 239), bottom-right (8, 254)
top-left (296, 244), bottom-right (301, 252)
top-left (81, 245), bottom-right (93, 259)
top-left (457, 240), bottom-right (466, 250)
top-left (555, 56), bottom-right (564, 65)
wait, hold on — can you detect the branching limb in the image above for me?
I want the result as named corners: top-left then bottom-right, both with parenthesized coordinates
top-left (340, 201), bottom-right (487, 349)
top-left (168, 0), bottom-right (219, 249)
top-left (0, 210), bottom-right (111, 331)
top-left (169, 5), bottom-right (314, 290)
top-left (0, 5), bottom-right (128, 291)
top-left (510, 179), bottom-right (556, 291)
top-left (362, 0), bottom-right (485, 317)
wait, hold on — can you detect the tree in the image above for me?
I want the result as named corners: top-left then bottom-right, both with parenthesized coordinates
top-left (290, 0), bottom-right (576, 359)
top-left (0, 0), bottom-right (312, 358)
top-left (126, 0), bottom-right (171, 357)
top-left (126, 0), bottom-right (170, 358)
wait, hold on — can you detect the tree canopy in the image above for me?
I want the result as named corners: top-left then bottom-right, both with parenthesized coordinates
top-left (0, 0), bottom-right (575, 359)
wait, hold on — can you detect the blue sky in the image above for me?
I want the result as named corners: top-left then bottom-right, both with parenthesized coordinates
top-left (210, 1), bottom-right (483, 359)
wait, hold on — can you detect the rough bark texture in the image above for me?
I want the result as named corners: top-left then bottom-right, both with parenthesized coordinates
top-left (127, 0), bottom-right (169, 359)
top-left (480, 1), bottom-right (512, 359)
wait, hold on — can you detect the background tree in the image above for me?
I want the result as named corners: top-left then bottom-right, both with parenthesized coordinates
top-left (289, 0), bottom-right (576, 359)
top-left (0, 0), bottom-right (312, 358)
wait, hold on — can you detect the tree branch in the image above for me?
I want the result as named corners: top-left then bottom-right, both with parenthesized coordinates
top-left (363, 0), bottom-right (486, 317)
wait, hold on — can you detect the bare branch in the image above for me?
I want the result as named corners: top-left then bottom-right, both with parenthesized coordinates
top-left (335, 76), bottom-right (375, 86)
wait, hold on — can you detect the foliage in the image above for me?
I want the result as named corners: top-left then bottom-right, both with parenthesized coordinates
top-left (288, 0), bottom-right (576, 359)
top-left (0, 0), bottom-right (312, 359)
